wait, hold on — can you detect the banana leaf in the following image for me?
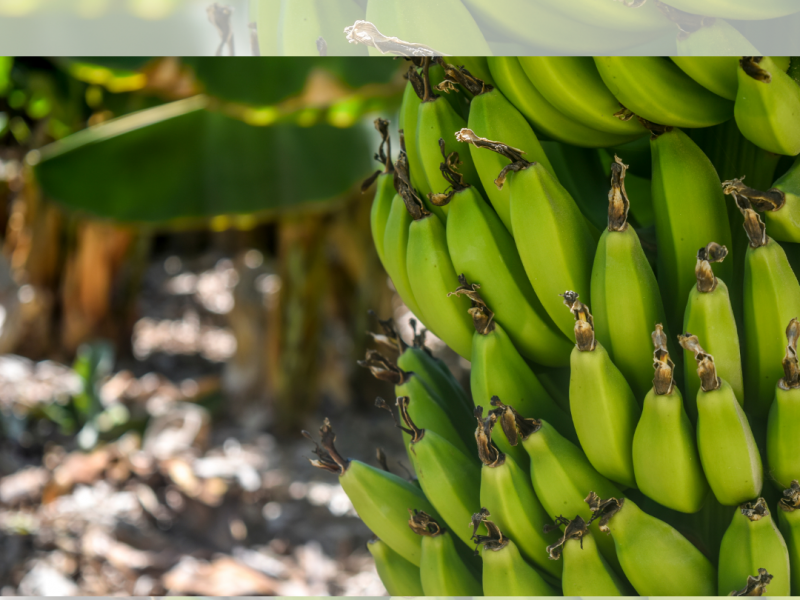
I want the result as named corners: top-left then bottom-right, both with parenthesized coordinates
top-left (32, 95), bottom-right (378, 224)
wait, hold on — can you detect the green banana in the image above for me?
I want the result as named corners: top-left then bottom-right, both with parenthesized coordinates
top-left (464, 72), bottom-right (554, 234)
top-left (651, 126), bottom-right (734, 334)
top-left (586, 492), bottom-right (718, 596)
top-left (490, 399), bottom-right (624, 575)
top-left (633, 324), bottom-right (709, 514)
top-left (437, 147), bottom-right (573, 366)
top-left (406, 196), bottom-right (474, 360)
top-left (305, 419), bottom-right (439, 566)
top-left (471, 508), bottom-right (559, 596)
top-left (563, 291), bottom-right (640, 489)
top-left (767, 319), bottom-right (800, 490)
top-left (408, 510), bottom-right (483, 596)
top-left (460, 0), bottom-right (655, 53)
top-left (366, 118), bottom-right (395, 269)
top-left (256, 0), bottom-right (281, 56)
top-left (485, 56), bottom-right (642, 149)
top-left (360, 354), bottom-right (475, 461)
top-left (519, 57), bottom-right (648, 137)
top-left (370, 315), bottom-right (473, 416)
top-left (591, 155), bottom-right (673, 402)
top-left (735, 56), bottom-right (800, 156)
top-left (398, 69), bottom-right (432, 208)
top-left (659, 0), bottom-right (800, 20)
top-left (729, 568), bottom-right (776, 596)
top-left (718, 497), bottom-right (792, 596)
top-left (474, 405), bottom-right (563, 579)
top-left (278, 0), bottom-right (366, 56)
top-left (723, 159), bottom-right (800, 243)
top-left (381, 180), bottom-right (424, 320)
top-left (366, 537), bottom-right (424, 596)
top-left (392, 396), bottom-right (481, 548)
top-left (458, 128), bottom-right (597, 340)
top-left (546, 515), bottom-right (635, 596)
top-left (452, 279), bottom-right (578, 450)
top-left (535, 0), bottom-right (672, 32)
top-left (364, 0), bottom-right (491, 56)
top-left (778, 481), bottom-right (800, 596)
top-left (683, 242), bottom-right (744, 423)
top-left (722, 195), bottom-right (800, 419)
top-left (679, 334), bottom-right (764, 506)
top-left (594, 57), bottom-right (734, 128)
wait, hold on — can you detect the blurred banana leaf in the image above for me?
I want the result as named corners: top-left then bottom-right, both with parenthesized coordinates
top-left (32, 94), bottom-right (378, 224)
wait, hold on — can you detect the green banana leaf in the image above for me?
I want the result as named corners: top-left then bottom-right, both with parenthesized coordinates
top-left (32, 95), bottom-right (378, 224)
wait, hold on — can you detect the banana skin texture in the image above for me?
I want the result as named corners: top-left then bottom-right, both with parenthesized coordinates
top-left (767, 319), bottom-right (800, 490)
top-left (407, 213), bottom-right (474, 359)
top-left (587, 493), bottom-right (717, 596)
top-left (491, 400), bottom-right (624, 576)
top-left (591, 155), bottom-right (672, 402)
top-left (718, 498), bottom-right (792, 596)
top-left (382, 193), bottom-right (424, 320)
top-left (443, 179), bottom-right (572, 366)
top-left (409, 510), bottom-right (483, 596)
top-left (778, 481), bottom-right (800, 596)
top-left (278, 0), bottom-right (366, 56)
top-left (369, 170), bottom-right (395, 270)
top-left (564, 292), bottom-right (640, 489)
top-left (683, 242), bottom-right (744, 423)
top-left (471, 509), bottom-right (559, 596)
top-left (366, 538), bottom-right (424, 596)
top-left (735, 56), bottom-right (800, 157)
top-left (398, 397), bottom-right (481, 548)
top-left (546, 515), bottom-right (635, 596)
top-left (633, 325), bottom-right (709, 514)
top-left (467, 85), bottom-right (554, 234)
top-left (651, 127), bottom-right (734, 336)
top-left (680, 334), bottom-right (764, 507)
top-left (595, 56), bottom-right (733, 128)
top-left (475, 406), bottom-right (563, 579)
top-left (305, 420), bottom-right (439, 567)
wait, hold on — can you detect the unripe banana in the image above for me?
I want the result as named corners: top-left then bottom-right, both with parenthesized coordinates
top-left (633, 324), bottom-right (709, 513)
top-left (718, 497), bottom-right (792, 596)
top-left (458, 128), bottom-right (597, 340)
top-left (366, 119), bottom-right (395, 269)
top-left (723, 159), bottom-right (800, 243)
top-left (721, 195), bottom-right (800, 419)
top-left (452, 278), bottom-right (578, 452)
top-left (278, 0), bottom-right (366, 56)
top-left (465, 73), bottom-right (554, 234)
top-left (304, 419), bottom-right (439, 566)
top-left (563, 292), bottom-right (639, 489)
top-left (369, 315), bottom-right (473, 416)
top-left (392, 397), bottom-right (481, 548)
top-left (491, 399), bottom-right (623, 575)
top-left (436, 146), bottom-right (573, 366)
top-left (366, 537), bottom-right (424, 596)
top-left (591, 155), bottom-right (673, 402)
top-left (659, 0), bottom-right (800, 20)
top-left (679, 334), bottom-right (764, 506)
top-left (683, 242), bottom-right (744, 423)
top-left (486, 56), bottom-right (641, 149)
top-left (519, 57), bottom-right (648, 137)
top-left (360, 354), bottom-right (475, 461)
top-left (777, 481), bottom-right (800, 596)
top-left (729, 568), bottom-right (775, 596)
top-left (672, 54), bottom-right (790, 103)
top-left (594, 56), bottom-right (734, 128)
top-left (474, 406), bottom-right (562, 579)
top-left (471, 508), bottom-right (559, 596)
top-left (406, 203), bottom-right (474, 359)
top-left (546, 515), bottom-right (635, 596)
top-left (767, 319), bottom-right (800, 490)
top-left (735, 56), bottom-right (800, 156)
top-left (651, 126), bottom-right (734, 335)
top-left (586, 492), bottom-right (717, 595)
top-left (398, 69), bottom-right (432, 207)
top-left (408, 510), bottom-right (483, 596)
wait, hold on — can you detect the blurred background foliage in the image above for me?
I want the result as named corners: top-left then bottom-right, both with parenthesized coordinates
top-left (0, 55), bottom-right (406, 443)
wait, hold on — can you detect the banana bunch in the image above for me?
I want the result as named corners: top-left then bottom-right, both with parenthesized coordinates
top-left (307, 54), bottom-right (800, 596)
